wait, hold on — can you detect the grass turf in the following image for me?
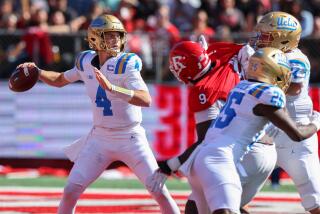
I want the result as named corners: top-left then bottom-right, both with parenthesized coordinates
top-left (0, 176), bottom-right (297, 192)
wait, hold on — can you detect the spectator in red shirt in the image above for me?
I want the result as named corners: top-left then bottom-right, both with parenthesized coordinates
top-left (187, 10), bottom-right (215, 43)
top-left (216, 0), bottom-right (246, 32)
top-left (150, 4), bottom-right (181, 81)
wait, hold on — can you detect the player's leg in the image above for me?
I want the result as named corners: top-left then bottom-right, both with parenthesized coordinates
top-left (192, 144), bottom-right (242, 213)
top-left (239, 143), bottom-right (277, 207)
top-left (277, 134), bottom-right (320, 213)
top-left (185, 199), bottom-right (199, 214)
top-left (187, 171), bottom-right (211, 214)
top-left (121, 130), bottom-right (180, 214)
top-left (58, 135), bottom-right (113, 214)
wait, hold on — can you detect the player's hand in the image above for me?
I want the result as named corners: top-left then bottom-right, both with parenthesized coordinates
top-left (310, 110), bottom-right (320, 131)
top-left (94, 67), bottom-right (112, 91)
top-left (146, 169), bottom-right (168, 193)
top-left (17, 62), bottom-right (39, 71)
top-left (158, 157), bottom-right (181, 175)
top-left (158, 160), bottom-right (174, 175)
top-left (237, 44), bottom-right (255, 76)
top-left (198, 35), bottom-right (208, 50)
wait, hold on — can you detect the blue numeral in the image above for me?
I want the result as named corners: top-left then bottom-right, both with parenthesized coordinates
top-left (270, 91), bottom-right (284, 108)
top-left (215, 91), bottom-right (244, 128)
top-left (95, 86), bottom-right (113, 116)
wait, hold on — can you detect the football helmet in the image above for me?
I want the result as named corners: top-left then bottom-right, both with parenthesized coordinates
top-left (252, 11), bottom-right (301, 52)
top-left (246, 47), bottom-right (291, 92)
top-left (87, 14), bottom-right (127, 56)
top-left (169, 41), bottom-right (211, 84)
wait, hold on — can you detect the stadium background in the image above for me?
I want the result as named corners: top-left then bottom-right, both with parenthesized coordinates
top-left (0, 0), bottom-right (320, 212)
top-left (1, 0), bottom-right (320, 167)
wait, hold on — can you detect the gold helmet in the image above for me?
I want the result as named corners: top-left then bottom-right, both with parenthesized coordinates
top-left (87, 14), bottom-right (127, 56)
top-left (246, 47), bottom-right (291, 92)
top-left (252, 11), bottom-right (302, 52)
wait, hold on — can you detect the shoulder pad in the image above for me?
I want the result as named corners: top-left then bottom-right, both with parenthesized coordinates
top-left (114, 53), bottom-right (142, 74)
top-left (248, 83), bottom-right (286, 108)
top-left (75, 50), bottom-right (96, 71)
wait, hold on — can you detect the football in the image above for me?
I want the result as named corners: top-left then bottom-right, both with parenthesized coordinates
top-left (8, 64), bottom-right (40, 92)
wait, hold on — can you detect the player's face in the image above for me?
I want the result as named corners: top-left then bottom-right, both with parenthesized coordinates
top-left (104, 31), bottom-right (121, 54)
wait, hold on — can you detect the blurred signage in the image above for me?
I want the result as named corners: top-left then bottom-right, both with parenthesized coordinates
top-left (1, 82), bottom-right (319, 160)
top-left (0, 82), bottom-right (195, 160)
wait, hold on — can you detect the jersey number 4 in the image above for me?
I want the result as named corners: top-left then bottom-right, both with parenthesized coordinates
top-left (214, 91), bottom-right (244, 128)
top-left (95, 86), bottom-right (113, 116)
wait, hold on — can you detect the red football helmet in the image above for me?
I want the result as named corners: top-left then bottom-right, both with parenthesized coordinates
top-left (169, 41), bottom-right (211, 84)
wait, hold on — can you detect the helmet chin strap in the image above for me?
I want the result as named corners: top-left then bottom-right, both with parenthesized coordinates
top-left (192, 60), bottom-right (212, 81)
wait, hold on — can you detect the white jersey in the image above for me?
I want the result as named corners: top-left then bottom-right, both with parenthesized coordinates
top-left (285, 48), bottom-right (313, 124)
top-left (63, 50), bottom-right (148, 129)
top-left (205, 80), bottom-right (286, 146)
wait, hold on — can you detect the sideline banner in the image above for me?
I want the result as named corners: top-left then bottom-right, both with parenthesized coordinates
top-left (0, 83), bottom-right (195, 159)
top-left (0, 82), bottom-right (318, 159)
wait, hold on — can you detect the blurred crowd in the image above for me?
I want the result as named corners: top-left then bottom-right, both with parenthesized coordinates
top-left (1, 0), bottom-right (320, 82)
top-left (2, 0), bottom-right (320, 37)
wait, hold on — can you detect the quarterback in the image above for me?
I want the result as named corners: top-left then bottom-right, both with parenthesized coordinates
top-left (249, 11), bottom-right (320, 214)
top-left (183, 47), bottom-right (320, 213)
top-left (16, 15), bottom-right (180, 214)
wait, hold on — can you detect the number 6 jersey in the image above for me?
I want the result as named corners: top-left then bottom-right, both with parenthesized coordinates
top-left (63, 50), bottom-right (148, 129)
top-left (205, 80), bottom-right (286, 145)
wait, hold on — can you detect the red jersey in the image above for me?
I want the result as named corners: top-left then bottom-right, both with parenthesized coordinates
top-left (188, 42), bottom-right (244, 113)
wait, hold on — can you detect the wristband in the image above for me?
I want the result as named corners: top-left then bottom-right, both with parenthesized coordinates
top-left (111, 84), bottom-right (134, 102)
top-left (167, 157), bottom-right (181, 172)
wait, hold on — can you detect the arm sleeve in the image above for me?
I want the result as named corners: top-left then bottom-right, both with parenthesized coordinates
top-left (63, 67), bottom-right (82, 82)
top-left (259, 85), bottom-right (286, 108)
top-left (194, 100), bottom-right (225, 124)
top-left (123, 54), bottom-right (148, 91)
top-left (289, 59), bottom-right (310, 83)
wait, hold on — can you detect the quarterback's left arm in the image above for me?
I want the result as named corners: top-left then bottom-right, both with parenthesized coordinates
top-left (94, 54), bottom-right (151, 107)
top-left (123, 54), bottom-right (151, 107)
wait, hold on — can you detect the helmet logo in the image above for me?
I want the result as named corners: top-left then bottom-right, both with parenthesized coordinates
top-left (277, 17), bottom-right (297, 30)
top-left (252, 62), bottom-right (259, 72)
top-left (274, 53), bottom-right (290, 69)
top-left (170, 56), bottom-right (186, 76)
top-left (91, 18), bottom-right (106, 27)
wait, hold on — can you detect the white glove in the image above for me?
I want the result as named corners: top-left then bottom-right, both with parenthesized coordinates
top-left (146, 169), bottom-right (168, 193)
top-left (237, 44), bottom-right (255, 78)
top-left (310, 110), bottom-right (320, 131)
top-left (198, 35), bottom-right (208, 50)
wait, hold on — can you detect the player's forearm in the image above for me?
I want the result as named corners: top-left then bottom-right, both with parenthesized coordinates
top-left (128, 90), bottom-right (152, 107)
top-left (39, 70), bottom-right (70, 87)
top-left (178, 140), bottom-right (201, 164)
top-left (292, 124), bottom-right (318, 142)
top-left (158, 140), bottom-right (201, 175)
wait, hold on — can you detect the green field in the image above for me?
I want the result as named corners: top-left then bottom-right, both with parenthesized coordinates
top-left (0, 176), bottom-right (298, 193)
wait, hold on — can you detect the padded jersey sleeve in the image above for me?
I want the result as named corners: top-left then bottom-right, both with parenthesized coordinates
top-left (285, 50), bottom-right (311, 84)
top-left (63, 51), bottom-right (93, 82)
top-left (194, 100), bottom-right (225, 124)
top-left (64, 67), bottom-right (82, 82)
top-left (256, 84), bottom-right (286, 108)
top-left (122, 53), bottom-right (148, 91)
top-left (288, 58), bottom-right (310, 83)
